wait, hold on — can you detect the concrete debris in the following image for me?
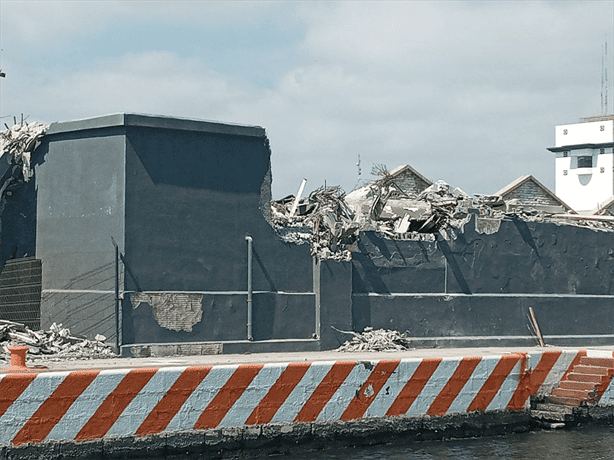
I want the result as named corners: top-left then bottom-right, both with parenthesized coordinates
top-left (0, 122), bottom-right (48, 182)
top-left (0, 320), bottom-right (115, 361)
top-left (271, 175), bottom-right (473, 259)
top-left (272, 165), bottom-right (614, 259)
top-left (335, 326), bottom-right (413, 352)
top-left (270, 186), bottom-right (357, 261)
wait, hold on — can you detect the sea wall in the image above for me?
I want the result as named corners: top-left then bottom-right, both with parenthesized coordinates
top-left (3, 349), bottom-right (611, 459)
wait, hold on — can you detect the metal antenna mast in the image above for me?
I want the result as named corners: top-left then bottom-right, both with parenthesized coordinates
top-left (606, 40), bottom-right (609, 114)
top-left (602, 43), bottom-right (605, 114)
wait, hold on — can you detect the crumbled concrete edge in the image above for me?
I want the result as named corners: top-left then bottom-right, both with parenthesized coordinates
top-left (2, 410), bottom-right (533, 460)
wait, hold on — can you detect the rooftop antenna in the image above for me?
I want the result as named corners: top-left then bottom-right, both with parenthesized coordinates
top-left (605, 39), bottom-right (609, 115)
top-left (602, 43), bottom-right (605, 114)
top-left (603, 38), bottom-right (610, 115)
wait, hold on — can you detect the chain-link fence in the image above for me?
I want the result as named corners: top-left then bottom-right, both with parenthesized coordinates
top-left (41, 259), bottom-right (123, 341)
top-left (0, 257), bottom-right (42, 330)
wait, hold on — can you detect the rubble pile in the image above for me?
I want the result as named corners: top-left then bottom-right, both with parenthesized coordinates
top-left (0, 122), bottom-right (49, 182)
top-left (270, 186), bottom-right (358, 260)
top-left (335, 327), bottom-right (413, 352)
top-left (365, 179), bottom-right (473, 241)
top-left (270, 175), bottom-right (473, 259)
top-left (270, 163), bottom-right (614, 261)
top-left (0, 320), bottom-right (116, 361)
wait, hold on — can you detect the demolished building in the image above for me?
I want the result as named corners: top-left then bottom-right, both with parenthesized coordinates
top-left (1, 113), bottom-right (614, 356)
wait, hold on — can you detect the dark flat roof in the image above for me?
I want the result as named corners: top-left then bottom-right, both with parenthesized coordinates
top-left (547, 142), bottom-right (614, 153)
top-left (46, 113), bottom-right (266, 138)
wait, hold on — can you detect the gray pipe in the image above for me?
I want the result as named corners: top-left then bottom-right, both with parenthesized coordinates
top-left (111, 237), bottom-right (120, 354)
top-left (245, 235), bottom-right (253, 341)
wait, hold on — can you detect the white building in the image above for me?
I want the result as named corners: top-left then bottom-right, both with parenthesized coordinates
top-left (548, 115), bottom-right (614, 213)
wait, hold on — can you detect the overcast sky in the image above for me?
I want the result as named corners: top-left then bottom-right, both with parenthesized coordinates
top-left (1, 1), bottom-right (613, 198)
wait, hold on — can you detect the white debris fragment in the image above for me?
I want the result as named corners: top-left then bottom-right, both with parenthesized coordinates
top-left (0, 122), bottom-right (49, 181)
top-left (0, 320), bottom-right (116, 361)
top-left (335, 327), bottom-right (414, 352)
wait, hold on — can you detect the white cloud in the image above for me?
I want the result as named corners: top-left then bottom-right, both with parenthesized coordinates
top-left (5, 51), bottom-right (259, 124)
top-left (1, 1), bottom-right (613, 198)
top-left (1, 1), bottom-right (280, 46)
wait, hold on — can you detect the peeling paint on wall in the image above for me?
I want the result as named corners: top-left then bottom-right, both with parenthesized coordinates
top-left (130, 292), bottom-right (203, 332)
top-left (475, 216), bottom-right (502, 235)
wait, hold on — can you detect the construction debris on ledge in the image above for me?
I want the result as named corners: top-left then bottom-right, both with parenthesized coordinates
top-left (270, 185), bottom-right (357, 261)
top-left (0, 121), bottom-right (49, 182)
top-left (334, 326), bottom-right (414, 352)
top-left (269, 166), bottom-right (473, 260)
top-left (0, 320), bottom-right (116, 362)
top-left (269, 164), bottom-right (614, 260)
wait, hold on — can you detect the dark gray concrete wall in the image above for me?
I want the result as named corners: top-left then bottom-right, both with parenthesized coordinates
top-left (353, 295), bottom-right (614, 342)
top-left (124, 126), bottom-right (313, 293)
top-left (0, 170), bottom-right (37, 265)
top-left (354, 217), bottom-right (614, 295)
top-left (123, 292), bottom-right (316, 344)
top-left (349, 215), bottom-right (614, 346)
top-left (319, 259), bottom-right (353, 349)
top-left (122, 125), bottom-right (315, 344)
top-left (34, 128), bottom-right (125, 340)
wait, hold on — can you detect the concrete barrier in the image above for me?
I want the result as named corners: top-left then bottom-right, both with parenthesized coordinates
top-left (0, 349), bottom-right (612, 457)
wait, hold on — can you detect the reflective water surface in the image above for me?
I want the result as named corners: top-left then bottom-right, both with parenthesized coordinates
top-left (142, 424), bottom-right (614, 460)
top-left (250, 425), bottom-right (614, 460)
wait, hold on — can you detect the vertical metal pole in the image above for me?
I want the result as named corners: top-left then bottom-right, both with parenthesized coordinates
top-left (111, 237), bottom-right (120, 353)
top-left (313, 256), bottom-right (321, 339)
top-left (444, 256), bottom-right (448, 295)
top-left (245, 236), bottom-right (253, 341)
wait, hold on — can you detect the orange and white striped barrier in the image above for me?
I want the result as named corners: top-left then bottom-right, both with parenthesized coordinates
top-left (0, 350), bottom-right (602, 447)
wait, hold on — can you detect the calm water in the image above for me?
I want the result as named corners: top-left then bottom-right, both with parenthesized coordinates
top-left (251, 425), bottom-right (614, 460)
top-left (137, 424), bottom-right (614, 460)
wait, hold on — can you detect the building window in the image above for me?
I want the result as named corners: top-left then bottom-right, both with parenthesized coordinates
top-left (563, 129), bottom-right (568, 135)
top-left (600, 149), bottom-right (605, 154)
top-left (577, 156), bottom-right (593, 168)
top-left (563, 170), bottom-right (568, 175)
top-left (600, 125), bottom-right (605, 131)
top-left (563, 151), bottom-right (568, 157)
top-left (601, 167), bottom-right (605, 173)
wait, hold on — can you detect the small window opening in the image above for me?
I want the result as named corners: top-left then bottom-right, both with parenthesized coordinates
top-left (577, 156), bottom-right (593, 168)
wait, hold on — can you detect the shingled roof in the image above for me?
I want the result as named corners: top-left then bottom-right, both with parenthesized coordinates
top-left (495, 175), bottom-right (573, 213)
top-left (377, 164), bottom-right (433, 197)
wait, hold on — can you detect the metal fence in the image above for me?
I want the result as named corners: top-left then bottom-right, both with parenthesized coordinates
top-left (40, 260), bottom-right (122, 341)
top-left (0, 257), bottom-right (42, 330)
